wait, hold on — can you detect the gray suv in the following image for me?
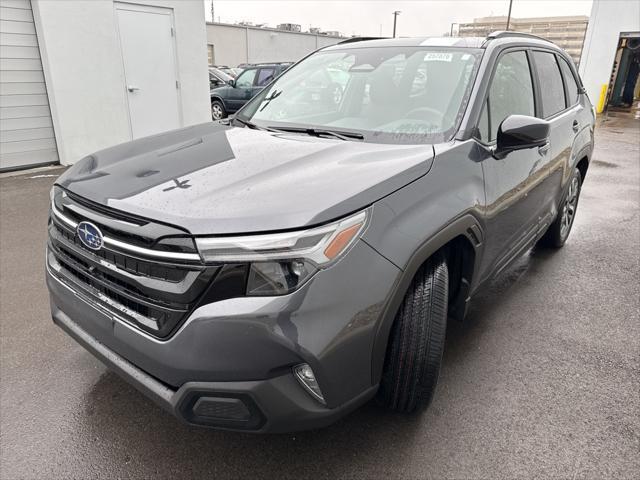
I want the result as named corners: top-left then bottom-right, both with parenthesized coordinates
top-left (46, 33), bottom-right (594, 432)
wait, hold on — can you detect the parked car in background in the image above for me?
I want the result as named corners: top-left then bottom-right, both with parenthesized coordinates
top-left (209, 67), bottom-right (233, 90)
top-left (210, 63), bottom-right (291, 120)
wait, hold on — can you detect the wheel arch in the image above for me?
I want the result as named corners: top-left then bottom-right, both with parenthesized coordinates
top-left (370, 213), bottom-right (484, 386)
top-left (576, 155), bottom-right (589, 182)
top-left (210, 95), bottom-right (227, 109)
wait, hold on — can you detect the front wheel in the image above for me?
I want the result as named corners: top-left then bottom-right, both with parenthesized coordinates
top-left (211, 100), bottom-right (226, 120)
top-left (539, 167), bottom-right (582, 248)
top-left (377, 254), bottom-right (449, 413)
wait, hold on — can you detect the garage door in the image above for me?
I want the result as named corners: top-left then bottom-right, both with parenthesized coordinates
top-left (0, 0), bottom-right (58, 172)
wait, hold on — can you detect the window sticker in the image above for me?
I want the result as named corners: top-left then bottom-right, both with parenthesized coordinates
top-left (424, 52), bottom-right (453, 62)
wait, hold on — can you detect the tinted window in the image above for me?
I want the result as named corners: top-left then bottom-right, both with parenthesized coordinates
top-left (558, 57), bottom-right (579, 105)
top-left (478, 51), bottom-right (535, 142)
top-left (533, 51), bottom-right (566, 117)
top-left (236, 68), bottom-right (257, 88)
top-left (256, 68), bottom-right (276, 87)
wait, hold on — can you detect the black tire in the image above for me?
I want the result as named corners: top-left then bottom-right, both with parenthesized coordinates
top-left (377, 253), bottom-right (449, 413)
top-left (211, 100), bottom-right (226, 120)
top-left (538, 167), bottom-right (582, 248)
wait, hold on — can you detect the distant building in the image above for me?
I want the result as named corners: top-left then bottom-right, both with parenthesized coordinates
top-left (458, 15), bottom-right (589, 63)
top-left (206, 22), bottom-right (344, 67)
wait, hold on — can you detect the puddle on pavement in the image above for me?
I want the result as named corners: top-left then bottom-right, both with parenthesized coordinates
top-left (592, 159), bottom-right (619, 168)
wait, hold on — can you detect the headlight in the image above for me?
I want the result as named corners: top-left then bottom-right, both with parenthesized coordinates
top-left (196, 210), bottom-right (368, 295)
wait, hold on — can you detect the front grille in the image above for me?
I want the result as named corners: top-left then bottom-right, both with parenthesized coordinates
top-left (47, 191), bottom-right (220, 338)
top-left (53, 222), bottom-right (188, 283)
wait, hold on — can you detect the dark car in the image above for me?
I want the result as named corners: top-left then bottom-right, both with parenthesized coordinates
top-left (210, 62), bottom-right (291, 120)
top-left (47, 32), bottom-right (594, 433)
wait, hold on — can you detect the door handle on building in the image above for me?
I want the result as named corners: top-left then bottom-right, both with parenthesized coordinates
top-left (127, 85), bottom-right (140, 92)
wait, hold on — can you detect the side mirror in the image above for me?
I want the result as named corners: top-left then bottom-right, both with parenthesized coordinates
top-left (228, 79), bottom-right (236, 88)
top-left (495, 115), bottom-right (550, 159)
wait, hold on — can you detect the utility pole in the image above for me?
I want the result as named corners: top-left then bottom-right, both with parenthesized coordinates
top-left (392, 10), bottom-right (401, 38)
top-left (505, 0), bottom-right (513, 31)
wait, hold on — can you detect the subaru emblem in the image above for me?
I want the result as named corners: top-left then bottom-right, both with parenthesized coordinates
top-left (77, 221), bottom-right (104, 250)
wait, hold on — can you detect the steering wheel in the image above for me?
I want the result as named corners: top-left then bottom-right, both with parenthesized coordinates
top-left (404, 107), bottom-right (443, 124)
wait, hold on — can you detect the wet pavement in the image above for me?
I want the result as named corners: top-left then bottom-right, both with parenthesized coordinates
top-left (1, 115), bottom-right (638, 479)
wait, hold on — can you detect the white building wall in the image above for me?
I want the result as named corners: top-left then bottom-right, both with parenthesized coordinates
top-left (578, 0), bottom-right (640, 107)
top-left (31, 0), bottom-right (209, 166)
top-left (206, 23), bottom-right (247, 67)
top-left (206, 23), bottom-right (344, 67)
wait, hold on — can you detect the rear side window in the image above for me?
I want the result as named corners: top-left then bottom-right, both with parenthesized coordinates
top-left (558, 57), bottom-right (579, 105)
top-left (533, 51), bottom-right (566, 117)
top-left (256, 68), bottom-right (276, 87)
top-left (477, 50), bottom-right (535, 142)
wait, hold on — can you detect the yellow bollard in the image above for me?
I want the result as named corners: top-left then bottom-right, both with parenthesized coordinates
top-left (596, 84), bottom-right (607, 114)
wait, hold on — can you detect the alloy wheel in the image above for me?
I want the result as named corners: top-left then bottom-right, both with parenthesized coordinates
top-left (211, 103), bottom-right (223, 120)
top-left (560, 175), bottom-right (580, 239)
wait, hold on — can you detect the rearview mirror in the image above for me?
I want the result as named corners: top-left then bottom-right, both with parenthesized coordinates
top-left (228, 79), bottom-right (236, 88)
top-left (495, 115), bottom-right (550, 159)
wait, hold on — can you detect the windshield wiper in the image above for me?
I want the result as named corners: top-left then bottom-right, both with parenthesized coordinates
top-left (233, 117), bottom-right (278, 132)
top-left (269, 126), bottom-right (364, 141)
top-left (259, 90), bottom-right (283, 112)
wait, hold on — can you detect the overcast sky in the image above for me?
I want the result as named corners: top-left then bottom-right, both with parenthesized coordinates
top-left (204, 0), bottom-right (594, 37)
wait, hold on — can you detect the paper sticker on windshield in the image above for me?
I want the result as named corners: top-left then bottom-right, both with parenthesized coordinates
top-left (424, 52), bottom-right (453, 62)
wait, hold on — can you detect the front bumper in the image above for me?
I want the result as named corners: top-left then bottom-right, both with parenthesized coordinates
top-left (53, 308), bottom-right (377, 432)
top-left (47, 239), bottom-right (399, 432)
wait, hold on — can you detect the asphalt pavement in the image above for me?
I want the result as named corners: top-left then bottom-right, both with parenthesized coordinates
top-left (1, 113), bottom-right (638, 479)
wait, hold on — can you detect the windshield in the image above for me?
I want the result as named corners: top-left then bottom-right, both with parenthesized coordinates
top-left (209, 68), bottom-right (233, 82)
top-left (237, 46), bottom-right (482, 144)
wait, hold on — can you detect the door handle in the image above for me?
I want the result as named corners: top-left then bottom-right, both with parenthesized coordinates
top-left (538, 142), bottom-right (550, 156)
top-left (572, 120), bottom-right (579, 133)
top-left (127, 85), bottom-right (140, 92)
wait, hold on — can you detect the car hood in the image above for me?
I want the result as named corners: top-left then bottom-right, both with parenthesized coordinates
top-left (56, 122), bottom-right (434, 235)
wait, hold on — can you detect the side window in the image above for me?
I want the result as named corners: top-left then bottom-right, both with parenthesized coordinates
top-left (256, 68), bottom-right (276, 87)
top-left (478, 51), bottom-right (535, 142)
top-left (236, 69), bottom-right (257, 88)
top-left (532, 51), bottom-right (566, 117)
top-left (558, 56), bottom-right (579, 106)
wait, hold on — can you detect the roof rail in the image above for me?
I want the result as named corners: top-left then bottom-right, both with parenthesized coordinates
top-left (485, 31), bottom-right (553, 44)
top-left (337, 36), bottom-right (387, 45)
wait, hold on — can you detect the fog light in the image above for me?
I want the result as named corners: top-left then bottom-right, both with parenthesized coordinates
top-left (293, 364), bottom-right (326, 405)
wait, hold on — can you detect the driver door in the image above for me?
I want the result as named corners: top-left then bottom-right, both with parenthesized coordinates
top-left (227, 68), bottom-right (257, 111)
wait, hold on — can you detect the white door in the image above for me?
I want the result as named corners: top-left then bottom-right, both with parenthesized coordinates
top-left (115, 3), bottom-right (180, 139)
